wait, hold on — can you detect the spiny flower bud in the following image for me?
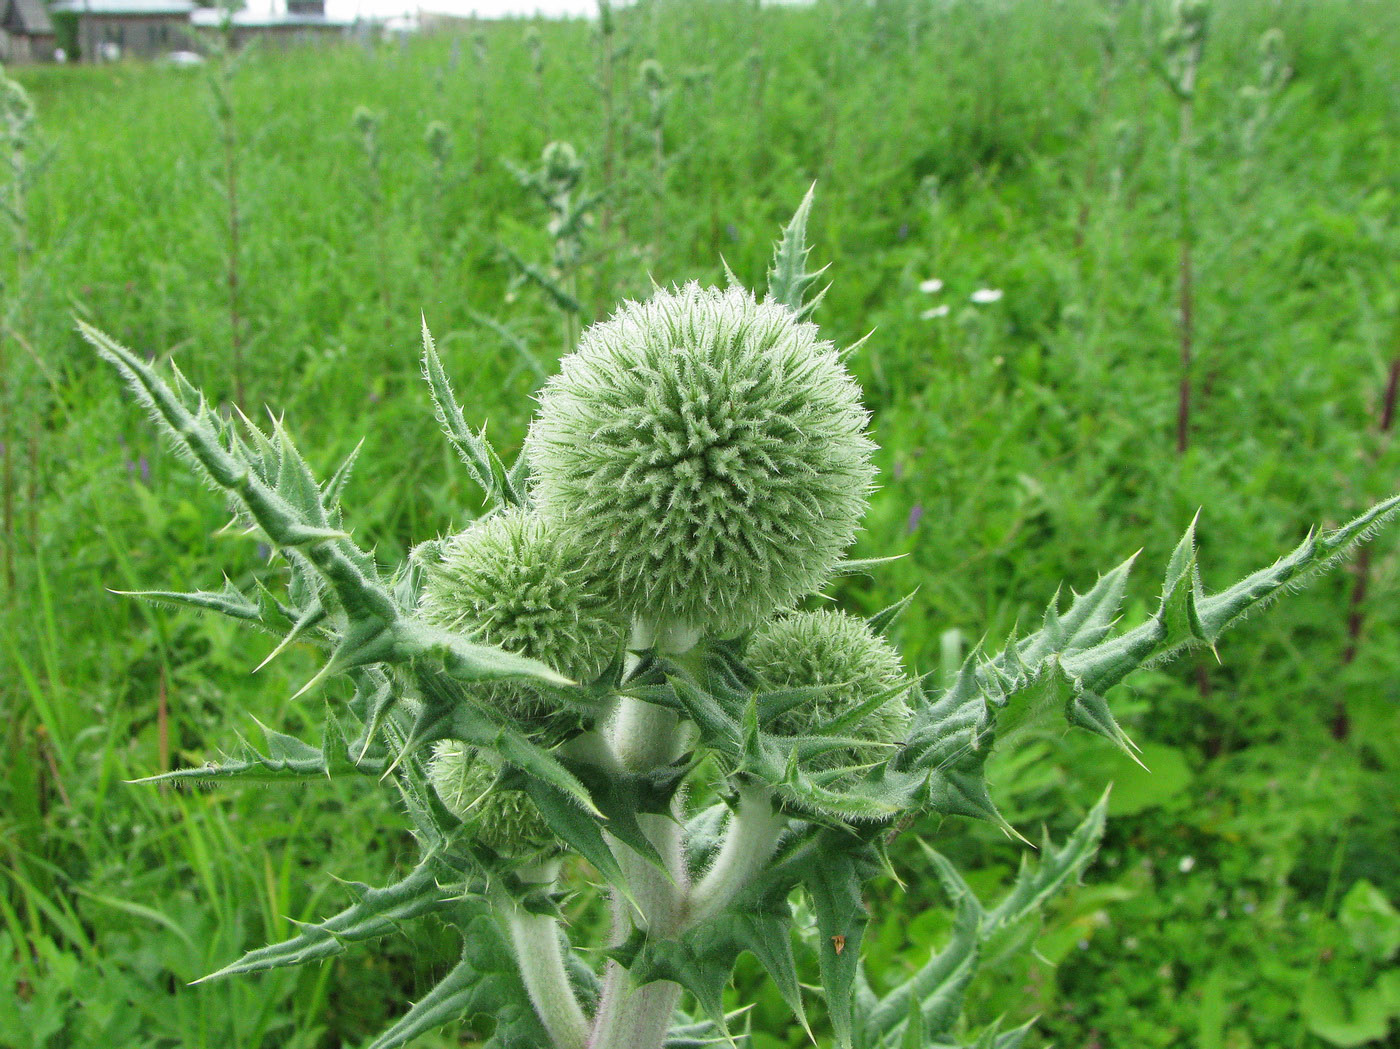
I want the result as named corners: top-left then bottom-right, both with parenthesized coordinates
top-left (639, 58), bottom-right (667, 94)
top-left (747, 610), bottom-right (912, 767)
top-left (418, 510), bottom-right (627, 719)
top-left (424, 119), bottom-right (449, 162)
top-left (541, 140), bottom-right (582, 192)
top-left (428, 741), bottom-right (558, 859)
top-left (525, 283), bottom-right (876, 637)
top-left (351, 105), bottom-right (379, 139)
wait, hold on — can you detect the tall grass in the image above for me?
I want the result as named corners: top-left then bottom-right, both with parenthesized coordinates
top-left (4, 1), bottom-right (1399, 1045)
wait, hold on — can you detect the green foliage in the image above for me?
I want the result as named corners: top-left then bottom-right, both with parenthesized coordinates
top-left (6, 3), bottom-right (1400, 1047)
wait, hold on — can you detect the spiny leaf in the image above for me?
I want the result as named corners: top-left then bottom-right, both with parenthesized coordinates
top-left (804, 837), bottom-right (869, 1049)
top-left (127, 716), bottom-right (383, 786)
top-left (110, 579), bottom-right (261, 622)
top-left (194, 850), bottom-right (452, 982)
top-left (767, 183), bottom-right (830, 320)
top-left (421, 317), bottom-right (508, 504)
top-left (84, 322), bottom-right (399, 628)
top-left (973, 498), bottom-right (1400, 752)
top-left (984, 789), bottom-right (1109, 931)
top-left (866, 590), bottom-right (918, 638)
top-left (368, 908), bottom-right (548, 1049)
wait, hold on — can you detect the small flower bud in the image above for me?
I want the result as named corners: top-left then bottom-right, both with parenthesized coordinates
top-left (419, 510), bottom-right (627, 720)
top-left (428, 741), bottom-right (558, 859)
top-left (747, 610), bottom-right (912, 767)
top-left (540, 140), bottom-right (582, 192)
top-left (639, 58), bottom-right (667, 94)
top-left (424, 119), bottom-right (449, 162)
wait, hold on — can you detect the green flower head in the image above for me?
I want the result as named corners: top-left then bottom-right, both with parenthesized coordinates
top-left (418, 510), bottom-right (627, 719)
top-left (428, 741), bottom-right (558, 860)
top-left (524, 283), bottom-right (876, 637)
top-left (747, 609), bottom-right (912, 768)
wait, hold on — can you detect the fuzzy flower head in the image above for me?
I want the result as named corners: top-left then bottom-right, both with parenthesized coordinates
top-left (418, 510), bottom-right (627, 719)
top-left (525, 283), bottom-right (876, 637)
top-left (747, 609), bottom-right (912, 768)
top-left (428, 741), bottom-right (558, 860)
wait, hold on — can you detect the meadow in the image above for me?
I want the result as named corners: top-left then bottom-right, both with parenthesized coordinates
top-left (3, 0), bottom-right (1399, 1045)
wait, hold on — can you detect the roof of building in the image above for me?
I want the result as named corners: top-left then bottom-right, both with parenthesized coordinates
top-left (49, 0), bottom-right (196, 15)
top-left (188, 6), bottom-right (342, 26)
top-left (3, 0), bottom-right (55, 35)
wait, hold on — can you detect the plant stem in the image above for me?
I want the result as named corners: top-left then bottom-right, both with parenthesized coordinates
top-left (591, 624), bottom-right (693, 1049)
top-left (685, 782), bottom-right (784, 927)
top-left (507, 862), bottom-right (590, 1049)
top-left (1175, 94), bottom-right (1195, 455)
top-left (1335, 353), bottom-right (1400, 737)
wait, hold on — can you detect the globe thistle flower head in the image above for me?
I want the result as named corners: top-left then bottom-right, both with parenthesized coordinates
top-left (418, 510), bottom-right (627, 719)
top-left (524, 283), bottom-right (876, 637)
top-left (428, 741), bottom-right (558, 859)
top-left (747, 609), bottom-right (912, 768)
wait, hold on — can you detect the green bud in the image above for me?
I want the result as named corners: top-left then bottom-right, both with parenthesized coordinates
top-left (639, 58), bottom-right (667, 93)
top-left (541, 140), bottom-right (582, 191)
top-left (351, 105), bottom-right (379, 138)
top-left (747, 609), bottom-right (912, 767)
top-left (428, 741), bottom-right (558, 859)
top-left (418, 510), bottom-right (627, 719)
top-left (424, 119), bottom-right (449, 161)
top-left (525, 283), bottom-right (875, 637)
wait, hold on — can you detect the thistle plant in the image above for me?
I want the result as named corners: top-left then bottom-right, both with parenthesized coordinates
top-left (1158, 0), bottom-right (1209, 454)
top-left (87, 192), bottom-right (1400, 1049)
top-left (638, 58), bottom-right (669, 237)
top-left (0, 64), bottom-right (35, 592)
top-left (200, 34), bottom-right (251, 407)
top-left (501, 140), bottom-right (601, 359)
top-left (1236, 27), bottom-right (1290, 177)
top-left (353, 105), bottom-right (392, 327)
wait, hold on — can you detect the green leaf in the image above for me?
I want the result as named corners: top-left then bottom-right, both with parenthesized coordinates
top-left (110, 579), bottom-right (262, 622)
top-left (767, 183), bottom-right (830, 320)
top-left (128, 716), bottom-right (383, 786)
top-left (84, 322), bottom-right (401, 629)
top-left (865, 870), bottom-right (979, 1040)
top-left (194, 850), bottom-right (452, 982)
top-left (804, 837), bottom-right (869, 1048)
top-left (368, 908), bottom-right (549, 1049)
top-left (983, 791), bottom-right (1108, 931)
top-left (1339, 880), bottom-right (1400, 962)
top-left (1300, 978), bottom-right (1396, 1048)
top-left (420, 317), bottom-right (524, 505)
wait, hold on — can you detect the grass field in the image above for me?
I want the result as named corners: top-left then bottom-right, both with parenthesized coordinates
top-left (3, 0), bottom-right (1399, 1045)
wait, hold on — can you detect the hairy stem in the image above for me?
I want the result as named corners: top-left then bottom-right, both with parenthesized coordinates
top-left (507, 863), bottom-right (589, 1049)
top-left (686, 782), bottom-right (785, 927)
top-left (592, 631), bottom-right (691, 1049)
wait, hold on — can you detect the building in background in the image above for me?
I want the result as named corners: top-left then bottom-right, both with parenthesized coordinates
top-left (0, 0), bottom-right (56, 62)
top-left (49, 0), bottom-right (195, 60)
top-left (190, 1), bottom-right (346, 50)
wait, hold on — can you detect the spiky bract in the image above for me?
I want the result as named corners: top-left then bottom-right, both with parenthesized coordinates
top-left (747, 609), bottom-right (912, 766)
top-left (524, 283), bottom-right (876, 636)
top-left (418, 510), bottom-right (626, 718)
top-left (428, 741), bottom-right (557, 859)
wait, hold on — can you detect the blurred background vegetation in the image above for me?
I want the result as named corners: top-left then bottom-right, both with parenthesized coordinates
top-left (2, 0), bottom-right (1398, 1045)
